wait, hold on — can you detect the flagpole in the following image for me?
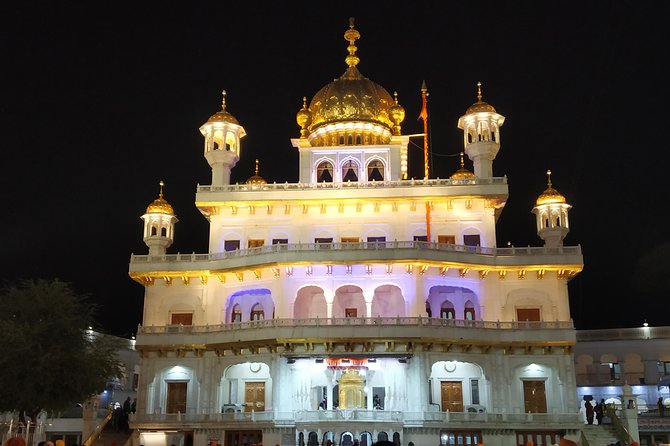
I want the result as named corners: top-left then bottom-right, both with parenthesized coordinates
top-left (419, 80), bottom-right (431, 242)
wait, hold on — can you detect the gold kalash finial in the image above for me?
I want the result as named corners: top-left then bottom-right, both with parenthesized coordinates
top-left (158, 180), bottom-right (165, 198)
top-left (220, 90), bottom-right (227, 111)
top-left (476, 81), bottom-right (483, 103)
top-left (254, 159), bottom-right (260, 176)
top-left (546, 169), bottom-right (553, 188)
top-left (344, 17), bottom-right (361, 68)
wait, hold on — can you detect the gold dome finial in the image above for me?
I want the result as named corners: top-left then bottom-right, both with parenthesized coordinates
top-left (389, 91), bottom-right (406, 135)
top-left (535, 169), bottom-right (566, 205)
top-left (296, 96), bottom-right (312, 138)
top-left (146, 180), bottom-right (175, 215)
top-left (206, 89), bottom-right (240, 124)
top-left (246, 159), bottom-right (267, 185)
top-left (465, 81), bottom-right (497, 114)
top-left (450, 152), bottom-right (475, 180)
top-left (344, 17), bottom-right (361, 68)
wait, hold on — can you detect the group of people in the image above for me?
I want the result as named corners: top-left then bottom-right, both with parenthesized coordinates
top-left (583, 397), bottom-right (606, 425)
top-left (111, 396), bottom-right (136, 433)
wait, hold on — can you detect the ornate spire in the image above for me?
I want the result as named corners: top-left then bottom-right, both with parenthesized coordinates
top-left (221, 90), bottom-right (227, 111)
top-left (344, 17), bottom-right (361, 68)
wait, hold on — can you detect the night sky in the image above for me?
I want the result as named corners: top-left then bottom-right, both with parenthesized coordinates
top-left (2, 1), bottom-right (669, 338)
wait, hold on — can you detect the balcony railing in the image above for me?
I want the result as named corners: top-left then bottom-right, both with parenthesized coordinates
top-left (130, 241), bottom-right (582, 265)
top-left (138, 316), bottom-right (573, 335)
top-left (196, 177), bottom-right (508, 193)
top-left (132, 409), bottom-right (581, 427)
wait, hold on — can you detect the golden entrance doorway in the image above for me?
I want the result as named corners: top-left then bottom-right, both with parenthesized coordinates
top-left (523, 380), bottom-right (547, 413)
top-left (244, 382), bottom-right (265, 412)
top-left (441, 381), bottom-right (463, 412)
top-left (166, 381), bottom-right (187, 413)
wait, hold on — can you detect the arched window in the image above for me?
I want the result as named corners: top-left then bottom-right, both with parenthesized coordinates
top-left (339, 136), bottom-right (345, 145)
top-left (347, 135), bottom-right (353, 145)
top-left (441, 301), bottom-right (455, 319)
top-left (342, 160), bottom-right (358, 182)
top-left (232, 304), bottom-right (242, 323)
top-left (250, 303), bottom-right (264, 321)
top-left (160, 227), bottom-right (167, 236)
top-left (367, 159), bottom-right (384, 181)
top-left (355, 135), bottom-right (362, 145)
top-left (151, 226), bottom-right (157, 236)
top-left (317, 161), bottom-right (333, 182)
top-left (464, 301), bottom-right (475, 320)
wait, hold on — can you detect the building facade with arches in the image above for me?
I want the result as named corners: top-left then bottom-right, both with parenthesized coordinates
top-left (129, 20), bottom-right (584, 446)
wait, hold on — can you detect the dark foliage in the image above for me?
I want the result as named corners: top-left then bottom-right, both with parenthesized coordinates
top-left (0, 279), bottom-right (124, 417)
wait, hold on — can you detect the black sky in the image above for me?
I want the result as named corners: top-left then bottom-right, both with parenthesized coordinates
top-left (2, 1), bottom-right (668, 337)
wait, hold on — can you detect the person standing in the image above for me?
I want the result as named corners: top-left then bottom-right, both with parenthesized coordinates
top-left (123, 397), bottom-right (132, 414)
top-left (585, 398), bottom-right (595, 425)
top-left (595, 398), bottom-right (605, 425)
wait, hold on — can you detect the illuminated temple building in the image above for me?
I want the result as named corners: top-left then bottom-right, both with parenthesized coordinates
top-left (128, 19), bottom-right (584, 446)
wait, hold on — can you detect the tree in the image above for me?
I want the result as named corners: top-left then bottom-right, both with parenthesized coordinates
top-left (0, 279), bottom-right (124, 419)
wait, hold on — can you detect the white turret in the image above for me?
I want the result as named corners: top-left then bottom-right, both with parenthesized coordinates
top-left (457, 82), bottom-right (505, 179)
top-left (532, 170), bottom-right (571, 248)
top-left (141, 181), bottom-right (178, 256)
top-left (199, 90), bottom-right (246, 186)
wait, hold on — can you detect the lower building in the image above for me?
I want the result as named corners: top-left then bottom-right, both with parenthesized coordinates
top-left (575, 326), bottom-right (670, 445)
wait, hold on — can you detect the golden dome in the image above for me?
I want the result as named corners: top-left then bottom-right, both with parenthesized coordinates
top-left (305, 18), bottom-right (402, 142)
top-left (536, 170), bottom-right (567, 205)
top-left (246, 159), bottom-right (267, 185)
top-left (450, 152), bottom-right (476, 180)
top-left (146, 181), bottom-right (175, 215)
top-left (207, 90), bottom-right (239, 125)
top-left (465, 81), bottom-right (497, 114)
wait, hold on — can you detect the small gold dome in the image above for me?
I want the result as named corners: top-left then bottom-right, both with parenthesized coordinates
top-left (536, 170), bottom-right (566, 205)
top-left (207, 90), bottom-right (239, 125)
top-left (306, 18), bottom-right (401, 143)
top-left (296, 97), bottom-right (312, 138)
top-left (146, 181), bottom-right (175, 215)
top-left (465, 81), bottom-right (497, 114)
top-left (246, 159), bottom-right (267, 185)
top-left (450, 152), bottom-right (476, 180)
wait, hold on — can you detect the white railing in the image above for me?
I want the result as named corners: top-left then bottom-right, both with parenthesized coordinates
top-left (138, 316), bottom-right (573, 334)
top-left (132, 409), bottom-right (580, 426)
top-left (130, 241), bottom-right (582, 264)
top-left (576, 326), bottom-right (670, 341)
top-left (196, 177), bottom-right (507, 193)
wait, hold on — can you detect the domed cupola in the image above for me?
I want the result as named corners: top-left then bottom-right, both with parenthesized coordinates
top-left (458, 81), bottom-right (505, 180)
top-left (450, 152), bottom-right (476, 181)
top-left (302, 18), bottom-right (404, 146)
top-left (532, 170), bottom-right (572, 248)
top-left (245, 159), bottom-right (267, 185)
top-left (199, 90), bottom-right (246, 187)
top-left (141, 181), bottom-right (178, 256)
